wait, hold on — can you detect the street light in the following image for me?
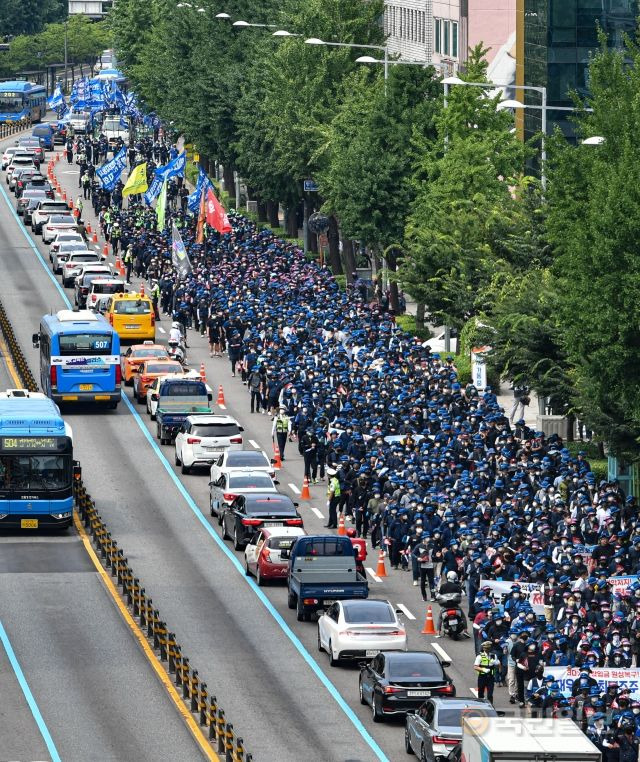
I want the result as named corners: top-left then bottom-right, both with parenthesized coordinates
top-left (232, 20), bottom-right (278, 28)
top-left (215, 12), bottom-right (230, 18)
top-left (582, 135), bottom-right (605, 145)
top-left (272, 30), bottom-right (299, 37)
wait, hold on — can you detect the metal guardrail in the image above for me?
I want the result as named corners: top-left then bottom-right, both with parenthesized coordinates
top-left (0, 117), bottom-right (33, 139)
top-left (0, 298), bottom-right (254, 761)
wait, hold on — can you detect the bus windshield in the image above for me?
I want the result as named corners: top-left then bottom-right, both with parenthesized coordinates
top-left (59, 333), bottom-right (112, 355)
top-left (0, 95), bottom-right (23, 113)
top-left (0, 454), bottom-right (70, 490)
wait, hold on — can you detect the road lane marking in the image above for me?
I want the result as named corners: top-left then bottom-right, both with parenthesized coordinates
top-left (0, 620), bottom-right (62, 762)
top-left (288, 483), bottom-right (301, 495)
top-left (2, 180), bottom-right (390, 762)
top-left (249, 439), bottom-right (260, 449)
top-left (431, 641), bottom-right (453, 663)
top-left (74, 512), bottom-right (219, 761)
top-left (0, 331), bottom-right (25, 387)
top-left (397, 604), bottom-right (416, 620)
top-left (470, 687), bottom-right (478, 697)
top-left (157, 325), bottom-right (166, 334)
top-left (311, 507), bottom-right (324, 519)
top-left (366, 567), bottom-right (382, 583)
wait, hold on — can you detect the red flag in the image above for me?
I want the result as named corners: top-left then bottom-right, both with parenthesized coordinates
top-left (196, 187), bottom-right (205, 244)
top-left (205, 187), bottom-right (232, 234)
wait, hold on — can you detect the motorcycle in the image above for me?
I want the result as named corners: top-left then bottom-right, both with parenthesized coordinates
top-left (167, 341), bottom-right (186, 365)
top-left (436, 592), bottom-right (465, 640)
top-left (168, 321), bottom-right (187, 365)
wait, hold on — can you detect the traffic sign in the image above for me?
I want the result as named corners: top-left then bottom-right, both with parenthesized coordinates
top-left (303, 179), bottom-right (319, 192)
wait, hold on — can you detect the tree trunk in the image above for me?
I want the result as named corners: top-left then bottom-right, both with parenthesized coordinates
top-left (415, 302), bottom-right (426, 329)
top-left (327, 215), bottom-right (343, 275)
top-left (285, 207), bottom-right (298, 238)
top-left (222, 164), bottom-right (234, 198)
top-left (566, 413), bottom-right (575, 443)
top-left (267, 199), bottom-right (280, 228)
top-left (341, 237), bottom-right (357, 282)
top-left (257, 199), bottom-right (268, 222)
top-left (386, 248), bottom-right (400, 314)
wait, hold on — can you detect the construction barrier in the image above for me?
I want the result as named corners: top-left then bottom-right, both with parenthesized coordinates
top-left (0, 298), bottom-right (254, 762)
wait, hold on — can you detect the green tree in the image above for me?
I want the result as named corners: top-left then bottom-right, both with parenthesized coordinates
top-left (0, 0), bottom-right (65, 37)
top-left (547, 33), bottom-right (640, 458)
top-left (398, 46), bottom-right (528, 331)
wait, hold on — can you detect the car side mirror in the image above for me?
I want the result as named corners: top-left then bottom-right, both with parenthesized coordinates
top-left (100, 254), bottom-right (106, 261)
top-left (273, 479), bottom-right (280, 485)
top-left (358, 661), bottom-right (367, 669)
top-left (32, 333), bottom-right (40, 348)
top-left (208, 481), bottom-right (215, 487)
top-left (441, 661), bottom-right (451, 668)
top-left (207, 393), bottom-right (212, 401)
top-left (280, 549), bottom-right (290, 560)
top-left (270, 458), bottom-right (276, 464)
top-left (293, 502), bottom-right (299, 508)
top-left (239, 426), bottom-right (244, 432)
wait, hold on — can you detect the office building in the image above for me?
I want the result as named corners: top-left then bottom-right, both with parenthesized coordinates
top-left (68, 0), bottom-right (112, 18)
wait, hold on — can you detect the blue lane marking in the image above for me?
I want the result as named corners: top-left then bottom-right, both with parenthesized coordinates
top-left (121, 395), bottom-right (389, 762)
top-left (0, 167), bottom-right (389, 761)
top-left (0, 619), bottom-right (62, 762)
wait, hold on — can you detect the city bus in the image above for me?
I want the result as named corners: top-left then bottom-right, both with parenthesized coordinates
top-left (33, 309), bottom-right (121, 408)
top-left (0, 81), bottom-right (47, 123)
top-left (0, 389), bottom-right (73, 530)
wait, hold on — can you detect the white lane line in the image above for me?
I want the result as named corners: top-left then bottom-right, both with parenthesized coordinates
top-left (432, 641), bottom-right (453, 663)
top-left (249, 439), bottom-right (260, 449)
top-left (311, 507), bottom-right (324, 520)
top-left (469, 687), bottom-right (478, 697)
top-left (366, 567), bottom-right (382, 583)
top-left (397, 604), bottom-right (416, 620)
top-left (289, 483), bottom-right (301, 495)
top-left (157, 325), bottom-right (166, 334)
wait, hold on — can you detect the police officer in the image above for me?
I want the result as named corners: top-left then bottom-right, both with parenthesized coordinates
top-left (123, 243), bottom-right (133, 284)
top-left (271, 406), bottom-right (291, 461)
top-left (474, 641), bottom-right (500, 703)
top-left (325, 467), bottom-right (341, 528)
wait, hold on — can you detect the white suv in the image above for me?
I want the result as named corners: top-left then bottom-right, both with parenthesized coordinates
top-left (174, 414), bottom-right (244, 474)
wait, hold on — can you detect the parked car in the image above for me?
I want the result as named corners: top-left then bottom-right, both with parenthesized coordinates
top-left (359, 651), bottom-right (456, 721)
top-left (42, 214), bottom-right (78, 244)
top-left (220, 493), bottom-right (302, 551)
top-left (244, 526), bottom-right (306, 585)
top-left (17, 188), bottom-right (45, 216)
top-left (404, 697), bottom-right (497, 760)
top-left (210, 469), bottom-right (277, 519)
top-left (209, 449), bottom-right (276, 483)
top-left (174, 414), bottom-right (244, 473)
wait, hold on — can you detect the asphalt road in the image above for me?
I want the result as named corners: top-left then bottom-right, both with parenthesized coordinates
top-left (0, 129), bottom-right (515, 762)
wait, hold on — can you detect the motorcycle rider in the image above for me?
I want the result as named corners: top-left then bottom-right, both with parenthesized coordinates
top-left (435, 571), bottom-right (470, 638)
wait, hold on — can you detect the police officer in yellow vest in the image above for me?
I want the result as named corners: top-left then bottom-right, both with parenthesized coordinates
top-left (474, 641), bottom-right (500, 703)
top-left (271, 406), bottom-right (291, 461)
top-left (325, 467), bottom-right (341, 529)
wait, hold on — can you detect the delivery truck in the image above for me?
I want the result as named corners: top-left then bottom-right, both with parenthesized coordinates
top-left (461, 717), bottom-right (601, 762)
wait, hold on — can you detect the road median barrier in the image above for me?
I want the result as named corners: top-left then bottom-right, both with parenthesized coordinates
top-left (0, 298), bottom-right (254, 762)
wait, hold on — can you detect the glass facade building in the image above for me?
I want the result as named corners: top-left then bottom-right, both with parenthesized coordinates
top-left (520, 0), bottom-right (638, 141)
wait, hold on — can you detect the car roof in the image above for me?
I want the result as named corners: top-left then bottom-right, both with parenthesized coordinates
top-left (186, 414), bottom-right (238, 423)
top-left (429, 697), bottom-right (493, 708)
top-left (225, 450), bottom-right (267, 460)
top-left (340, 598), bottom-right (392, 608)
top-left (260, 527), bottom-right (306, 537)
top-left (243, 492), bottom-right (294, 502)
top-left (131, 343), bottom-right (165, 350)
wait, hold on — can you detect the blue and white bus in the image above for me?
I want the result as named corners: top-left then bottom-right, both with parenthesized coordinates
top-left (0, 80), bottom-right (47, 123)
top-left (33, 310), bottom-right (121, 408)
top-left (0, 389), bottom-right (73, 530)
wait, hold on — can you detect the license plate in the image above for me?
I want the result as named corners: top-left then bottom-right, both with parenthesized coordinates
top-left (21, 519), bottom-right (38, 529)
top-left (365, 650), bottom-right (379, 657)
top-left (79, 384), bottom-right (93, 391)
top-left (262, 522), bottom-right (282, 527)
top-left (125, 324), bottom-right (138, 329)
top-left (448, 619), bottom-right (458, 625)
top-left (323, 600), bottom-right (336, 607)
top-left (407, 690), bottom-right (431, 697)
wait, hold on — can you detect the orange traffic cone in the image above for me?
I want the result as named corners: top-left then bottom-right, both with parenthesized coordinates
top-left (86, 222), bottom-right (92, 234)
top-left (92, 231), bottom-right (98, 244)
top-left (115, 255), bottom-right (122, 274)
top-left (69, 198), bottom-right (74, 210)
top-left (376, 549), bottom-right (388, 578)
top-left (300, 477), bottom-right (311, 500)
top-left (73, 207), bottom-right (79, 219)
top-left (62, 190), bottom-right (66, 201)
top-left (421, 605), bottom-right (436, 635)
top-left (139, 283), bottom-right (145, 297)
top-left (337, 514), bottom-right (346, 535)
top-left (272, 442), bottom-right (282, 470)
top-left (216, 385), bottom-right (226, 405)
top-left (199, 362), bottom-right (206, 383)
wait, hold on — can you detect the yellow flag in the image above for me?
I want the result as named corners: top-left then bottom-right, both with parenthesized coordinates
top-left (122, 162), bottom-right (148, 197)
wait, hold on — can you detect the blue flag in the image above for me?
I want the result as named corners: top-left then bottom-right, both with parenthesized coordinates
top-left (144, 152), bottom-right (187, 206)
top-left (96, 146), bottom-right (127, 191)
top-left (188, 167), bottom-right (208, 213)
top-left (144, 173), bottom-right (164, 206)
top-left (48, 84), bottom-right (64, 110)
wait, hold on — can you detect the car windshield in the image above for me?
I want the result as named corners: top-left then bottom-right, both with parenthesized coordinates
top-left (60, 243), bottom-right (87, 252)
top-left (93, 282), bottom-right (123, 294)
top-left (244, 497), bottom-right (295, 515)
top-left (192, 423), bottom-right (240, 437)
top-left (161, 380), bottom-right (205, 396)
top-left (23, 191), bottom-right (45, 199)
top-left (68, 255), bottom-right (98, 263)
top-left (228, 473), bottom-right (273, 490)
top-left (437, 707), bottom-right (494, 728)
top-left (49, 215), bottom-right (74, 224)
top-left (146, 363), bottom-right (181, 374)
top-left (387, 656), bottom-right (444, 679)
top-left (113, 299), bottom-right (151, 314)
top-left (81, 274), bottom-right (104, 287)
top-left (267, 536), bottom-right (297, 550)
top-left (226, 452), bottom-right (268, 467)
top-left (342, 602), bottom-right (394, 624)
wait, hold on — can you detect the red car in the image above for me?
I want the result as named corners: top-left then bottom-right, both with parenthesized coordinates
top-left (243, 527), bottom-right (306, 585)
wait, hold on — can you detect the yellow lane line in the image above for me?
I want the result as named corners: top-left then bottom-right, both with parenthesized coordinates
top-left (73, 511), bottom-right (219, 761)
top-left (0, 331), bottom-right (25, 388)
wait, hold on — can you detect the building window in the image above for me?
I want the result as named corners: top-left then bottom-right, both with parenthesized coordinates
top-left (452, 21), bottom-right (458, 58)
top-left (444, 20), bottom-right (450, 55)
top-left (435, 18), bottom-right (442, 53)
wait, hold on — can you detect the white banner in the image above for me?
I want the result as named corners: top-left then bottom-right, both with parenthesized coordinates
top-left (546, 666), bottom-right (640, 701)
top-left (51, 355), bottom-right (120, 368)
top-left (479, 578), bottom-right (545, 615)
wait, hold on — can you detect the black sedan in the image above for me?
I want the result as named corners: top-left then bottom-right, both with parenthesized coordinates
top-left (220, 492), bottom-right (303, 550)
top-left (359, 651), bottom-right (456, 721)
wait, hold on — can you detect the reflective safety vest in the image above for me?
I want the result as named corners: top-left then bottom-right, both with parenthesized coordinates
top-left (328, 477), bottom-right (341, 499)
top-left (477, 653), bottom-right (493, 674)
top-left (275, 415), bottom-right (289, 433)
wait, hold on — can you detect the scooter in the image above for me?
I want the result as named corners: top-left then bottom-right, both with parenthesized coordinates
top-left (436, 592), bottom-right (465, 640)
